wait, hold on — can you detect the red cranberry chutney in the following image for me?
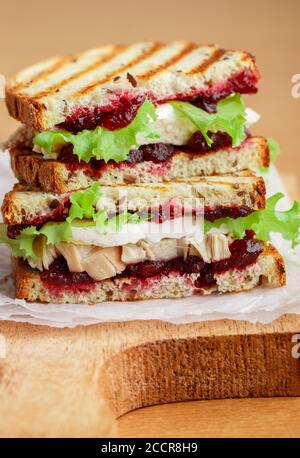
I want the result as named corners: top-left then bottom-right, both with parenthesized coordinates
top-left (40, 231), bottom-right (263, 293)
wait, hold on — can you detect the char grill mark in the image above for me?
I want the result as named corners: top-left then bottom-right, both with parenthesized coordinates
top-left (34, 45), bottom-right (127, 99)
top-left (14, 56), bottom-right (75, 91)
top-left (137, 42), bottom-right (198, 80)
top-left (75, 42), bottom-right (165, 96)
top-left (188, 48), bottom-right (227, 75)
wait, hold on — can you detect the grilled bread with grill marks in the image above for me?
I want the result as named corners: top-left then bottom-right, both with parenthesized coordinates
top-left (5, 42), bottom-right (259, 131)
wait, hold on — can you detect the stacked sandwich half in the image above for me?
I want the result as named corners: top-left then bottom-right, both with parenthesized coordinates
top-left (1, 42), bottom-right (299, 304)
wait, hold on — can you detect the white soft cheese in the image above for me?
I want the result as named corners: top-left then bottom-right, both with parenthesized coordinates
top-left (244, 107), bottom-right (260, 126)
top-left (137, 103), bottom-right (197, 146)
top-left (71, 216), bottom-right (204, 248)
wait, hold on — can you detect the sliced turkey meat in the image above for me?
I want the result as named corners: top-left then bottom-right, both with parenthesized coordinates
top-left (82, 246), bottom-right (126, 280)
top-left (28, 234), bottom-right (232, 281)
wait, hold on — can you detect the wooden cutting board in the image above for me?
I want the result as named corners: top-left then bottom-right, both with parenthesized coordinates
top-left (0, 315), bottom-right (299, 437)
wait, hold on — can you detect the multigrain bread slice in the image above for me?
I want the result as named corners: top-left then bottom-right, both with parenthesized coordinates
top-left (2, 176), bottom-right (266, 225)
top-left (8, 137), bottom-right (269, 193)
top-left (12, 244), bottom-right (286, 304)
top-left (5, 42), bottom-right (259, 131)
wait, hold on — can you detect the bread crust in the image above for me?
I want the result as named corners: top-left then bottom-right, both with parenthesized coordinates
top-left (8, 136), bottom-right (269, 193)
top-left (5, 87), bottom-right (45, 131)
top-left (12, 243), bottom-right (286, 304)
top-left (263, 243), bottom-right (286, 287)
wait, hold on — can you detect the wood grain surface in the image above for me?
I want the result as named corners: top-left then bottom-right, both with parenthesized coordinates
top-left (0, 0), bottom-right (299, 439)
top-left (118, 398), bottom-right (300, 438)
top-left (0, 316), bottom-right (299, 437)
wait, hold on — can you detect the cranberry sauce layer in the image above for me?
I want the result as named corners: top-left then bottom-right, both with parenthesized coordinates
top-left (203, 205), bottom-right (253, 222)
top-left (140, 204), bottom-right (253, 224)
top-left (40, 258), bottom-right (97, 295)
top-left (57, 68), bottom-right (258, 133)
top-left (124, 231), bottom-right (262, 286)
top-left (59, 95), bottom-right (146, 133)
top-left (7, 202), bottom-right (254, 239)
top-left (57, 131), bottom-right (247, 178)
top-left (7, 197), bottom-right (71, 239)
top-left (40, 231), bottom-right (263, 293)
top-left (186, 68), bottom-right (258, 112)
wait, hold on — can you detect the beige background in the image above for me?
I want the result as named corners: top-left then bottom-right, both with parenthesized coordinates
top-left (0, 0), bottom-right (300, 195)
top-left (0, 0), bottom-right (300, 437)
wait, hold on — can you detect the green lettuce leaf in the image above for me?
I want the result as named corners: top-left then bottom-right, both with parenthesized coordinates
top-left (93, 209), bottom-right (109, 233)
top-left (32, 130), bottom-right (73, 158)
top-left (268, 138), bottom-right (280, 163)
top-left (105, 212), bottom-right (144, 232)
top-left (171, 94), bottom-right (247, 147)
top-left (67, 181), bottom-right (145, 231)
top-left (205, 193), bottom-right (300, 247)
top-left (0, 222), bottom-right (73, 260)
top-left (39, 222), bottom-right (73, 245)
top-left (67, 181), bottom-right (103, 223)
top-left (0, 225), bottom-right (37, 258)
top-left (17, 226), bottom-right (39, 258)
top-left (33, 99), bottom-right (159, 163)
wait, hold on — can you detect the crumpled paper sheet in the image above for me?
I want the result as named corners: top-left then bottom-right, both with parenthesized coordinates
top-left (0, 151), bottom-right (299, 328)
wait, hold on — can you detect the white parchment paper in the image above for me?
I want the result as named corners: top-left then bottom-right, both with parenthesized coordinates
top-left (0, 151), bottom-right (299, 328)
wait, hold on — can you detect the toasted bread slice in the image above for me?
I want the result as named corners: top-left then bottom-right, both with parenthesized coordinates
top-left (2, 176), bottom-right (266, 225)
top-left (5, 42), bottom-right (259, 131)
top-left (8, 136), bottom-right (269, 193)
top-left (12, 243), bottom-right (285, 304)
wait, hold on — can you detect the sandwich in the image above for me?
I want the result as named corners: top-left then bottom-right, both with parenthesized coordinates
top-left (1, 41), bottom-right (298, 306)
top-left (4, 41), bottom-right (269, 193)
top-left (1, 177), bottom-right (297, 305)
